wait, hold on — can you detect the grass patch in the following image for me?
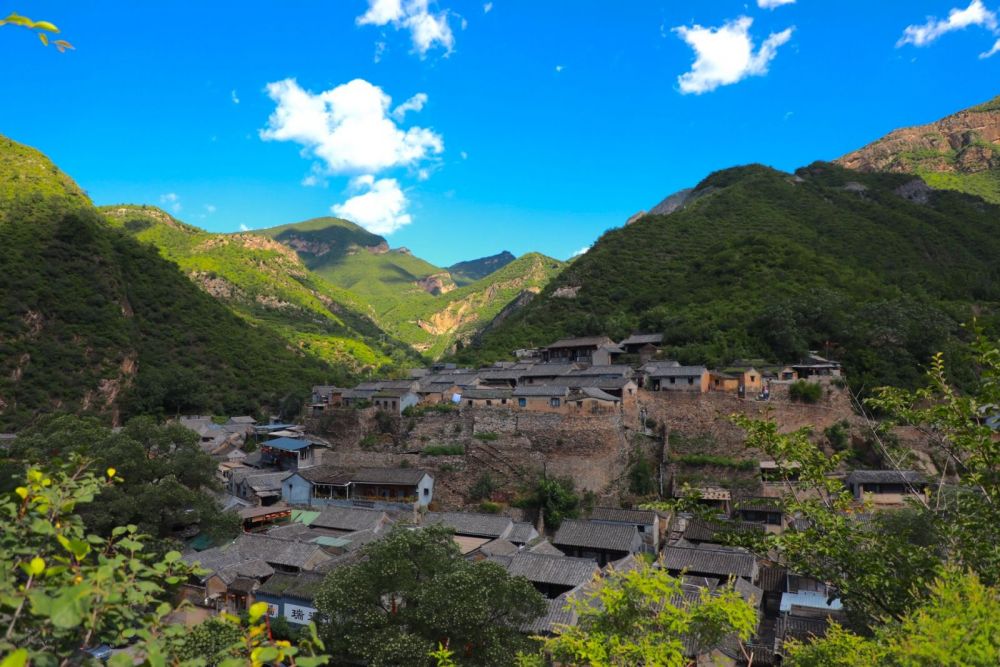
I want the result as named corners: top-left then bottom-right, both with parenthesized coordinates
top-left (422, 443), bottom-right (465, 456)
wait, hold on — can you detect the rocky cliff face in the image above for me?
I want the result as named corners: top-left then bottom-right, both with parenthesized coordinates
top-left (415, 272), bottom-right (457, 296)
top-left (836, 96), bottom-right (1000, 202)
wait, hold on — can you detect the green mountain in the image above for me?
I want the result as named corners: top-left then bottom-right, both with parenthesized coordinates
top-left (0, 135), bottom-right (338, 430)
top-left (448, 251), bottom-right (516, 286)
top-left (455, 163), bottom-right (1000, 390)
top-left (837, 95), bottom-right (1000, 204)
top-left (101, 206), bottom-right (417, 373)
top-left (258, 219), bottom-right (565, 357)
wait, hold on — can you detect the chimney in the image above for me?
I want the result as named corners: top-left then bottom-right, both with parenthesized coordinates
top-left (535, 507), bottom-right (545, 536)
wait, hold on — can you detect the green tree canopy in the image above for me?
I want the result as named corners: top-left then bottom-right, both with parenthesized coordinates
top-left (314, 524), bottom-right (546, 666)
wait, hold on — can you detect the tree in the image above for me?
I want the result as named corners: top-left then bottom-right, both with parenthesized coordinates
top-left (518, 559), bottom-right (757, 667)
top-left (786, 567), bottom-right (1000, 667)
top-left (731, 333), bottom-right (1000, 628)
top-left (314, 525), bottom-right (546, 666)
top-left (2, 414), bottom-right (239, 544)
top-left (0, 459), bottom-right (328, 666)
top-left (516, 475), bottom-right (581, 530)
top-left (0, 11), bottom-right (73, 51)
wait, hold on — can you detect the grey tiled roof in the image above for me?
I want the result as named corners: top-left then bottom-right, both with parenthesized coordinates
top-left (425, 512), bottom-right (513, 538)
top-left (506, 522), bottom-right (538, 544)
top-left (570, 387), bottom-right (620, 402)
top-left (845, 470), bottom-right (926, 485)
top-left (297, 465), bottom-right (353, 485)
top-left (553, 520), bottom-right (641, 552)
top-left (734, 497), bottom-right (784, 513)
top-left (521, 596), bottom-right (577, 635)
top-left (758, 565), bottom-right (788, 593)
top-left (568, 365), bottom-right (634, 377)
top-left (550, 376), bottom-right (636, 390)
top-left (620, 333), bottom-right (663, 346)
top-left (545, 336), bottom-right (614, 349)
top-left (661, 544), bottom-right (758, 579)
top-left (311, 506), bottom-right (387, 532)
top-left (527, 539), bottom-right (565, 556)
top-left (589, 506), bottom-right (657, 525)
top-left (518, 364), bottom-right (577, 377)
top-left (513, 385), bottom-right (570, 397)
top-left (502, 552), bottom-right (599, 587)
top-left (459, 388), bottom-right (513, 400)
top-left (645, 365), bottom-right (707, 378)
top-left (352, 467), bottom-right (428, 485)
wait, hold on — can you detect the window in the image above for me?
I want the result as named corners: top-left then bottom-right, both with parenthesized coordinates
top-left (669, 378), bottom-right (676, 384)
top-left (637, 525), bottom-right (645, 533)
top-left (501, 398), bottom-right (507, 405)
top-left (750, 375), bottom-right (756, 382)
top-left (550, 398), bottom-right (561, 407)
top-left (468, 400), bottom-right (473, 406)
top-left (687, 378), bottom-right (694, 385)
top-left (423, 488), bottom-right (429, 496)
top-left (518, 398), bottom-right (526, 407)
top-left (486, 400), bottom-right (492, 406)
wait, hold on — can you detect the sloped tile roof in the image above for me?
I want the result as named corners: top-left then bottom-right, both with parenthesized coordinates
top-left (502, 552), bottom-right (599, 587)
top-left (661, 544), bottom-right (757, 579)
top-left (553, 520), bottom-right (640, 552)
top-left (311, 506), bottom-right (387, 532)
top-left (589, 506), bottom-right (657, 525)
top-left (425, 512), bottom-right (513, 538)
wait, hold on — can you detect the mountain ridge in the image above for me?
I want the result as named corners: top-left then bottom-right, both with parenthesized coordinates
top-left (837, 94), bottom-right (1000, 203)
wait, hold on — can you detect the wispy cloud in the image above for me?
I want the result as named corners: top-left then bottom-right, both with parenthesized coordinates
top-left (159, 192), bottom-right (182, 213)
top-left (674, 16), bottom-right (793, 95)
top-left (897, 0), bottom-right (998, 56)
top-left (231, 89), bottom-right (240, 104)
top-left (555, 64), bottom-right (565, 72)
top-left (239, 223), bottom-right (250, 231)
top-left (571, 246), bottom-right (590, 258)
top-left (357, 0), bottom-right (456, 57)
top-left (205, 204), bottom-right (217, 214)
top-left (483, 2), bottom-right (492, 13)
top-left (757, 0), bottom-right (795, 9)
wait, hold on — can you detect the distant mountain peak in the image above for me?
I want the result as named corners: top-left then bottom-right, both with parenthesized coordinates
top-left (448, 250), bottom-right (517, 286)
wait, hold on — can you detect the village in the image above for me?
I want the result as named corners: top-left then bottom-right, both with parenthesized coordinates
top-left (171, 333), bottom-right (934, 665)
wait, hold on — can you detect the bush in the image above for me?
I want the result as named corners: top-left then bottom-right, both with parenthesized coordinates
top-left (422, 443), bottom-right (465, 456)
top-left (474, 431), bottom-right (499, 441)
top-left (479, 501), bottom-right (502, 514)
top-left (789, 380), bottom-right (823, 403)
top-left (360, 433), bottom-right (379, 450)
top-left (470, 472), bottom-right (496, 501)
top-left (374, 410), bottom-right (398, 434)
top-left (824, 420), bottom-right (851, 451)
top-left (439, 463), bottom-right (457, 472)
top-left (628, 457), bottom-right (657, 496)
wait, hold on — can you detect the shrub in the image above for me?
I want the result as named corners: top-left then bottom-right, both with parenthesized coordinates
top-left (479, 501), bottom-right (502, 514)
top-left (360, 433), bottom-right (379, 450)
top-left (474, 431), bottom-right (499, 441)
top-left (628, 456), bottom-right (657, 496)
top-left (374, 409), bottom-right (398, 434)
top-left (471, 472), bottom-right (496, 501)
top-left (439, 463), bottom-right (457, 472)
top-left (789, 380), bottom-right (823, 403)
top-left (824, 420), bottom-right (851, 451)
top-left (422, 443), bottom-right (465, 456)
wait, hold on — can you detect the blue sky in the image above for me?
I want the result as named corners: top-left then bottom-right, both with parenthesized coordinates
top-left (2, 1), bottom-right (999, 266)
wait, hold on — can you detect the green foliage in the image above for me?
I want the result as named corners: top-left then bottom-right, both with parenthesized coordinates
top-left (523, 559), bottom-right (757, 666)
top-left (0, 461), bottom-right (192, 660)
top-left (469, 472), bottom-right (496, 501)
top-left (374, 409), bottom-right (399, 435)
top-left (313, 525), bottom-right (546, 666)
top-left (627, 455), bottom-right (657, 496)
top-left (786, 568), bottom-right (1000, 667)
top-left (789, 380), bottom-right (823, 403)
top-left (422, 443), bottom-right (465, 456)
top-left (668, 453), bottom-right (757, 470)
top-left (447, 251), bottom-right (516, 286)
top-left (404, 403), bottom-right (458, 416)
top-left (0, 12), bottom-right (73, 51)
top-left (257, 218), bottom-right (564, 359)
top-left (823, 419), bottom-right (851, 451)
top-left (478, 501), bottom-right (501, 514)
top-left (516, 475), bottom-right (581, 529)
top-left (102, 205), bottom-right (418, 374)
top-left (473, 431), bottom-right (499, 441)
top-left (2, 415), bottom-right (238, 543)
top-left (456, 163), bottom-right (1000, 390)
top-left (0, 192), bottom-right (337, 429)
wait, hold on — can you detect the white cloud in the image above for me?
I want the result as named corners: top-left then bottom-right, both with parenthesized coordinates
top-left (239, 223), bottom-right (250, 231)
top-left (460, 150), bottom-right (468, 160)
top-left (231, 89), bottom-right (240, 104)
top-left (483, 2), bottom-right (492, 13)
top-left (331, 175), bottom-right (412, 235)
top-left (205, 204), bottom-right (217, 214)
top-left (357, 0), bottom-right (455, 57)
top-left (982, 37), bottom-right (1000, 57)
top-left (674, 16), bottom-right (793, 95)
top-left (159, 193), bottom-right (182, 213)
top-left (571, 246), bottom-right (590, 258)
top-left (757, 0), bottom-right (795, 9)
top-left (260, 78), bottom-right (443, 175)
top-left (374, 39), bottom-right (387, 63)
top-left (555, 64), bottom-right (565, 72)
top-left (898, 1), bottom-right (997, 48)
top-left (392, 92), bottom-right (428, 120)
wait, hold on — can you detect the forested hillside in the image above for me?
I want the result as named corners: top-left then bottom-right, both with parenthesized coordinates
top-left (0, 136), bottom-right (337, 429)
top-left (102, 206), bottom-right (418, 372)
top-left (259, 218), bottom-right (565, 357)
top-left (456, 163), bottom-right (1000, 390)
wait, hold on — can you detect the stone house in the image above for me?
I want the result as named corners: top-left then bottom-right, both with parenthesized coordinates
top-left (541, 336), bottom-right (617, 364)
top-left (644, 364), bottom-right (710, 392)
top-left (588, 506), bottom-right (660, 551)
top-left (459, 388), bottom-right (514, 408)
top-left (282, 466), bottom-right (435, 509)
top-left (618, 333), bottom-right (664, 362)
top-left (255, 571), bottom-right (325, 627)
top-left (372, 389), bottom-right (420, 414)
top-left (845, 470), bottom-right (928, 506)
top-left (260, 437), bottom-right (322, 471)
top-left (733, 497), bottom-right (785, 534)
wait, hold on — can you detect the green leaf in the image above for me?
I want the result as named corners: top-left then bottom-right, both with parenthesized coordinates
top-left (163, 550), bottom-right (181, 563)
top-left (38, 32), bottom-right (48, 46)
top-left (50, 591), bottom-right (84, 629)
top-left (0, 649), bottom-right (28, 667)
